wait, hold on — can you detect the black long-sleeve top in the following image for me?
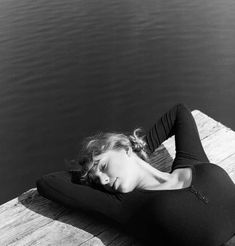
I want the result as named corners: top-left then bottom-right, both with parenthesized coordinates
top-left (36, 104), bottom-right (235, 246)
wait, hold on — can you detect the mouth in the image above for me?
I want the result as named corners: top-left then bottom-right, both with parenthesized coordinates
top-left (112, 178), bottom-right (118, 189)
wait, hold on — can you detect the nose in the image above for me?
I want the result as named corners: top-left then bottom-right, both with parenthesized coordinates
top-left (98, 173), bottom-right (110, 185)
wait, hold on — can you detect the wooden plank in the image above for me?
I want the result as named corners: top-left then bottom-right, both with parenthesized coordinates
top-left (0, 199), bottom-right (66, 245)
top-left (218, 153), bottom-right (235, 183)
top-left (162, 110), bottom-right (225, 160)
top-left (10, 219), bottom-right (94, 246)
top-left (192, 110), bottom-right (225, 138)
top-left (0, 190), bottom-right (98, 246)
top-left (0, 189), bottom-right (129, 246)
top-left (201, 127), bottom-right (235, 164)
top-left (150, 145), bottom-right (173, 172)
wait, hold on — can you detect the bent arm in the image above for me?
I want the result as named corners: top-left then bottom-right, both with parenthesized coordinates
top-left (36, 171), bottom-right (128, 224)
top-left (145, 103), bottom-right (209, 163)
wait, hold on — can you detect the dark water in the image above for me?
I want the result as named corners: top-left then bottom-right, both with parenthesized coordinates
top-left (0, 0), bottom-right (235, 204)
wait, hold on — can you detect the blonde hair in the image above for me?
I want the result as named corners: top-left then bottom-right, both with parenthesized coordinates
top-left (69, 128), bottom-right (149, 186)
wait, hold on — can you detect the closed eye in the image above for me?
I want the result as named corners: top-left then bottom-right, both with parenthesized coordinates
top-left (101, 163), bottom-right (107, 171)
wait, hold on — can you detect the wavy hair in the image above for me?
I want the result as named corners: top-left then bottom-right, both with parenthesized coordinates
top-left (68, 128), bottom-right (150, 186)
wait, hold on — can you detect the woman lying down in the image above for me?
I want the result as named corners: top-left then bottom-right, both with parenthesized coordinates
top-left (37, 103), bottom-right (235, 246)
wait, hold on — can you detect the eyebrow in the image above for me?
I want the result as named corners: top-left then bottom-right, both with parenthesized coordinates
top-left (89, 159), bottom-right (100, 173)
top-left (93, 159), bottom-right (101, 166)
top-left (92, 153), bottom-right (107, 170)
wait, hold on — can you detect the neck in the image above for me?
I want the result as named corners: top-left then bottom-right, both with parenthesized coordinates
top-left (133, 154), bottom-right (172, 190)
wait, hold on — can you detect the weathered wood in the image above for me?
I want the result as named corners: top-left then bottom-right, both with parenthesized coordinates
top-left (0, 110), bottom-right (235, 246)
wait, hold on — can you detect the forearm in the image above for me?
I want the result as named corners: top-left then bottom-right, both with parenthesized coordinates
top-left (145, 104), bottom-right (179, 153)
top-left (36, 171), bottom-right (128, 224)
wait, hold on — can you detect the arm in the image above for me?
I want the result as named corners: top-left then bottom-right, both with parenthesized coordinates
top-left (36, 171), bottom-right (131, 224)
top-left (145, 103), bottom-right (209, 163)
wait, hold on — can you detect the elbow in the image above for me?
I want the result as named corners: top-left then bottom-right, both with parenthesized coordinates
top-left (175, 103), bottom-right (192, 112)
top-left (176, 103), bottom-right (188, 109)
top-left (36, 176), bottom-right (50, 199)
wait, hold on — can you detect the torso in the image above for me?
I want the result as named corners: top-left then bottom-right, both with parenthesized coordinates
top-left (131, 163), bottom-right (235, 245)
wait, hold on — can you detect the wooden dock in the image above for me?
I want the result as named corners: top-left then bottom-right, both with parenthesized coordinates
top-left (0, 110), bottom-right (235, 246)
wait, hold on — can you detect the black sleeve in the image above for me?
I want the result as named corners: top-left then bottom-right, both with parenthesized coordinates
top-left (145, 103), bottom-right (209, 163)
top-left (36, 171), bottom-right (137, 225)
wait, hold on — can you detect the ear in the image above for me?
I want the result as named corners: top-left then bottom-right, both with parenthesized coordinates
top-left (126, 147), bottom-right (133, 157)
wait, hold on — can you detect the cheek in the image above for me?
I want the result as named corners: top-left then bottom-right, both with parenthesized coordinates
top-left (108, 160), bottom-right (128, 177)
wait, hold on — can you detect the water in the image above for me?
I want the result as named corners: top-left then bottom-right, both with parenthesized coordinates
top-left (0, 0), bottom-right (235, 204)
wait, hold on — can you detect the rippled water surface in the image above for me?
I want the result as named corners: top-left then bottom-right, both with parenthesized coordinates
top-left (0, 0), bottom-right (235, 204)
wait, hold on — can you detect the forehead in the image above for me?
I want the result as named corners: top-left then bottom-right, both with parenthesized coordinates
top-left (93, 149), bottom-right (124, 161)
top-left (91, 150), bottom-right (120, 171)
top-left (93, 150), bottom-right (115, 161)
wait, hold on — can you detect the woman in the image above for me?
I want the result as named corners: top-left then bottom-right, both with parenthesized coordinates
top-left (37, 103), bottom-right (235, 246)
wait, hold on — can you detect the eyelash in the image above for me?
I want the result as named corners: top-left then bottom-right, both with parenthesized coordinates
top-left (101, 163), bottom-right (107, 171)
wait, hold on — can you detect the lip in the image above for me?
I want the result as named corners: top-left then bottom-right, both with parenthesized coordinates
top-left (112, 178), bottom-right (118, 190)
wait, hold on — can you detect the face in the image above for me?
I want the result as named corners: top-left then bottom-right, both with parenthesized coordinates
top-left (89, 149), bottom-right (140, 193)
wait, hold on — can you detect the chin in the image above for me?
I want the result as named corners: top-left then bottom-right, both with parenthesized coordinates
top-left (119, 183), bottom-right (135, 193)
